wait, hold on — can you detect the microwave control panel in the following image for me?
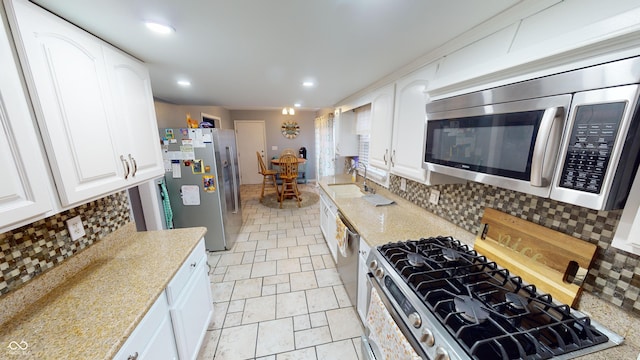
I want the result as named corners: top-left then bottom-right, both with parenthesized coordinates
top-left (559, 102), bottom-right (625, 193)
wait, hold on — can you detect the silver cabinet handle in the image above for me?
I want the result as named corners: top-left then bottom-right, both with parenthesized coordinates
top-left (383, 149), bottom-right (388, 165)
top-left (127, 352), bottom-right (138, 360)
top-left (391, 149), bottom-right (396, 167)
top-left (120, 155), bottom-right (130, 179)
top-left (129, 154), bottom-right (137, 177)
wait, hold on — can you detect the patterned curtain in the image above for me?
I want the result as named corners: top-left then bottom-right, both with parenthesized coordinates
top-left (314, 113), bottom-right (335, 179)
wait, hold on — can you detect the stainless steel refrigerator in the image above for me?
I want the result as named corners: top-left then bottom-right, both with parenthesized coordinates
top-left (160, 128), bottom-right (242, 251)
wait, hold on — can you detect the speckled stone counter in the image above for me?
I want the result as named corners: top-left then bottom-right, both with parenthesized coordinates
top-left (0, 223), bottom-right (207, 360)
top-left (319, 175), bottom-right (640, 359)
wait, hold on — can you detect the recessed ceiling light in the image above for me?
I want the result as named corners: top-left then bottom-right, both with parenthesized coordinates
top-left (177, 80), bottom-right (191, 87)
top-left (302, 81), bottom-right (314, 87)
top-left (294, 103), bottom-right (301, 107)
top-left (145, 21), bottom-right (175, 35)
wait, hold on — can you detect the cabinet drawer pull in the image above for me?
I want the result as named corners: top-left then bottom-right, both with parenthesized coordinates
top-left (129, 154), bottom-right (137, 177)
top-left (120, 155), bottom-right (130, 179)
top-left (190, 262), bottom-right (197, 268)
top-left (127, 352), bottom-right (138, 360)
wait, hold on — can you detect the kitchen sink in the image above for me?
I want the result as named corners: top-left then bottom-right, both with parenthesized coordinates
top-left (327, 183), bottom-right (365, 198)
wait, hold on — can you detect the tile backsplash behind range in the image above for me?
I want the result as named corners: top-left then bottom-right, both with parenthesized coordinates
top-left (0, 191), bottom-right (131, 296)
top-left (388, 174), bottom-right (640, 315)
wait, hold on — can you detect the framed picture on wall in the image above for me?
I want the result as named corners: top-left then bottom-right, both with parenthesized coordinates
top-left (201, 113), bottom-right (221, 128)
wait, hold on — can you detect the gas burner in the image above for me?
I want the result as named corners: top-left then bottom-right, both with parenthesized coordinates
top-left (407, 253), bottom-right (427, 267)
top-left (454, 295), bottom-right (490, 323)
top-left (442, 247), bottom-right (461, 261)
top-left (505, 292), bottom-right (528, 310)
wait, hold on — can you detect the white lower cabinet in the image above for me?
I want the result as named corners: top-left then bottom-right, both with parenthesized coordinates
top-left (115, 238), bottom-right (212, 360)
top-left (114, 292), bottom-right (178, 360)
top-left (356, 238), bottom-right (371, 323)
top-left (319, 190), bottom-right (338, 263)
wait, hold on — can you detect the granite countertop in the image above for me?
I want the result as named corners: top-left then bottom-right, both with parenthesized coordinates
top-left (0, 223), bottom-right (207, 360)
top-left (319, 175), bottom-right (640, 359)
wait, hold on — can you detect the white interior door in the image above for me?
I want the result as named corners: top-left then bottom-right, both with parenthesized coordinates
top-left (234, 120), bottom-right (266, 184)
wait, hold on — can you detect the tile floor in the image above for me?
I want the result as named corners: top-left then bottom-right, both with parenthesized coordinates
top-left (197, 183), bottom-right (365, 360)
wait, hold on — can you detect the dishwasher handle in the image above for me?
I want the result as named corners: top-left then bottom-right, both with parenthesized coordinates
top-left (338, 212), bottom-right (359, 239)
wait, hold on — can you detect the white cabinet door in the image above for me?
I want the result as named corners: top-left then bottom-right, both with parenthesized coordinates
top-left (170, 257), bottom-right (214, 360)
top-left (356, 238), bottom-right (371, 322)
top-left (103, 46), bottom-right (164, 183)
top-left (7, 0), bottom-right (124, 206)
top-left (0, 9), bottom-right (53, 232)
top-left (391, 66), bottom-right (437, 183)
top-left (368, 84), bottom-right (395, 171)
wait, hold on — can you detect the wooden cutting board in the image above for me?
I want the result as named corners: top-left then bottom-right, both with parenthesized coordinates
top-left (474, 208), bottom-right (598, 307)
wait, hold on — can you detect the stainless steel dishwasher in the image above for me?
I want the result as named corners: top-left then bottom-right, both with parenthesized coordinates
top-left (336, 211), bottom-right (360, 306)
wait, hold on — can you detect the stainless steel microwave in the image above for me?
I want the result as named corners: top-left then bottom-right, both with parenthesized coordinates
top-left (423, 56), bottom-right (640, 210)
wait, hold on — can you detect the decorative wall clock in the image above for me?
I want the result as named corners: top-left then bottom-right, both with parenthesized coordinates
top-left (281, 121), bottom-right (300, 139)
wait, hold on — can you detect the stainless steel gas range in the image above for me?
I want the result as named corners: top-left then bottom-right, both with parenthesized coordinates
top-left (362, 236), bottom-right (623, 360)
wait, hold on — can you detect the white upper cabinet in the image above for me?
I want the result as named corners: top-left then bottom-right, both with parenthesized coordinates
top-left (0, 9), bottom-right (53, 232)
top-left (368, 84), bottom-right (395, 171)
top-left (390, 65), bottom-right (437, 183)
top-left (5, 0), bottom-right (163, 207)
top-left (103, 46), bottom-right (164, 182)
top-left (334, 108), bottom-right (358, 157)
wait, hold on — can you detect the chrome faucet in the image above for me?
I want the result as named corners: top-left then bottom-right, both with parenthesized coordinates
top-left (347, 161), bottom-right (374, 193)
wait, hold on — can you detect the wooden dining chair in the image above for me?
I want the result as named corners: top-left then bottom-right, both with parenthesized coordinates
top-left (257, 152), bottom-right (279, 202)
top-left (278, 154), bottom-right (301, 208)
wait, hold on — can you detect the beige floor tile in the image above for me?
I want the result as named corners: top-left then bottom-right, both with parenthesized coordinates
top-left (218, 253), bottom-right (244, 266)
top-left (227, 299), bottom-right (245, 313)
top-left (297, 235), bottom-right (317, 246)
top-left (309, 312), bottom-right (328, 328)
top-left (277, 238), bottom-right (297, 248)
top-left (231, 278), bottom-right (263, 300)
top-left (223, 263), bottom-right (252, 281)
top-left (321, 254), bottom-right (336, 268)
top-left (260, 223), bottom-right (278, 231)
top-left (308, 243), bottom-right (330, 256)
top-left (315, 268), bottom-right (342, 287)
top-left (224, 312), bottom-right (242, 327)
top-left (211, 281), bottom-right (234, 303)
top-left (251, 260), bottom-right (277, 278)
top-left (263, 274), bottom-right (289, 285)
top-left (277, 282), bottom-right (291, 294)
top-left (266, 248), bottom-right (289, 261)
top-left (210, 301), bottom-right (229, 330)
top-left (352, 336), bottom-right (363, 360)
top-left (242, 251), bottom-right (255, 264)
top-left (196, 329), bottom-right (221, 360)
top-left (242, 295), bottom-right (276, 324)
top-left (276, 347), bottom-right (317, 360)
top-left (234, 241), bottom-right (258, 252)
top-left (249, 231), bottom-right (270, 241)
top-left (277, 258), bottom-right (301, 274)
top-left (256, 239), bottom-right (278, 250)
top-left (256, 318), bottom-right (295, 357)
top-left (256, 356), bottom-right (276, 360)
top-left (301, 263), bottom-right (314, 272)
top-left (287, 228), bottom-right (305, 237)
top-left (294, 314), bottom-right (311, 331)
top-left (311, 256), bottom-right (326, 270)
top-left (288, 245), bottom-right (311, 258)
top-left (214, 324), bottom-right (258, 360)
top-left (294, 326), bottom-right (333, 349)
top-left (306, 287), bottom-right (339, 313)
top-left (325, 307), bottom-right (363, 341)
top-left (290, 271), bottom-right (318, 292)
top-left (333, 285), bottom-right (352, 308)
top-left (262, 284), bottom-right (276, 296)
top-left (276, 291), bottom-right (308, 318)
top-left (316, 339), bottom-right (358, 360)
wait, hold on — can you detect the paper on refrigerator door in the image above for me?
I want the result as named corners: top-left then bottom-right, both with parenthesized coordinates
top-left (181, 185), bottom-right (200, 205)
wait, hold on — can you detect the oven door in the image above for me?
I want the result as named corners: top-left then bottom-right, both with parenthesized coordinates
top-left (362, 273), bottom-right (427, 360)
top-left (423, 95), bottom-right (571, 198)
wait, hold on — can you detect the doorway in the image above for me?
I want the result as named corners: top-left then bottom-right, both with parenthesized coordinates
top-left (234, 120), bottom-right (266, 184)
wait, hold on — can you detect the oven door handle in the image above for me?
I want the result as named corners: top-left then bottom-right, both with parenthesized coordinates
top-left (530, 106), bottom-right (563, 187)
top-left (361, 334), bottom-right (384, 360)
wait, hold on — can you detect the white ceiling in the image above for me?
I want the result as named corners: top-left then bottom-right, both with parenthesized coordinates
top-left (31, 0), bottom-right (520, 110)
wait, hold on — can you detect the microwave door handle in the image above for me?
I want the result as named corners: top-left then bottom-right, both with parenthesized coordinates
top-left (530, 107), bottom-right (560, 187)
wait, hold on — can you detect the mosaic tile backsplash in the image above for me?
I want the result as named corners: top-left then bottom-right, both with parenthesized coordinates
top-left (0, 191), bottom-right (131, 296)
top-left (388, 174), bottom-right (640, 315)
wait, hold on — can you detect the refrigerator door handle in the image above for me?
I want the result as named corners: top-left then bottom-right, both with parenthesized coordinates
top-left (227, 146), bottom-right (240, 214)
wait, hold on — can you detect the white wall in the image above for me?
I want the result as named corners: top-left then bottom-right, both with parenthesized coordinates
top-left (154, 100), bottom-right (232, 129)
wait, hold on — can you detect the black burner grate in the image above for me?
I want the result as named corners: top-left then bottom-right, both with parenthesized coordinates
top-left (378, 237), bottom-right (609, 360)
